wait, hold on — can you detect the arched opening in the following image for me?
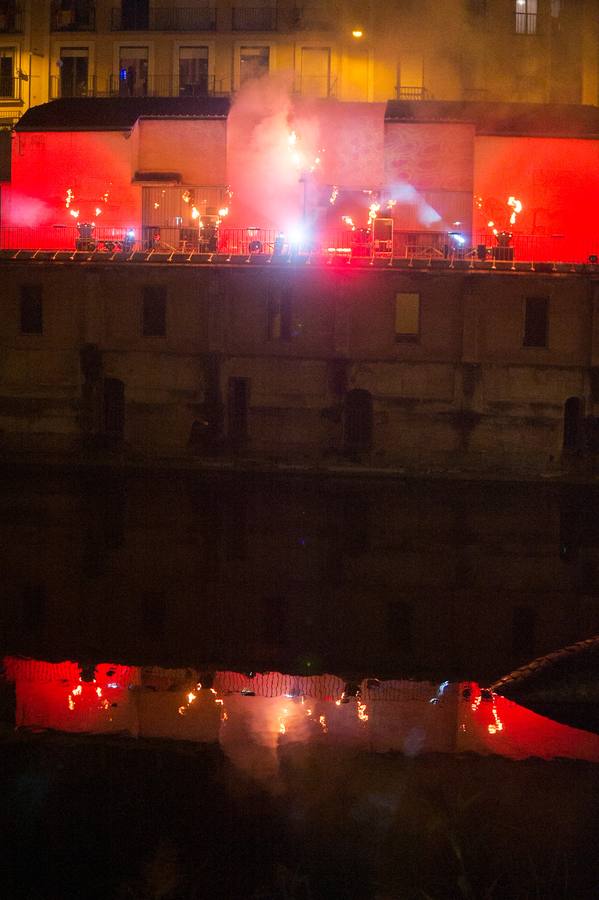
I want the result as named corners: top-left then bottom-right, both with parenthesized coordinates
top-left (103, 378), bottom-right (125, 443)
top-left (563, 396), bottom-right (583, 451)
top-left (344, 389), bottom-right (373, 455)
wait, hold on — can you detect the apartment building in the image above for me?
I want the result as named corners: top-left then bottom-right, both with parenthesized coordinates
top-left (1, 0), bottom-right (598, 129)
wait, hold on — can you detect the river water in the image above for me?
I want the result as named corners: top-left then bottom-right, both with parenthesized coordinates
top-left (1, 467), bottom-right (599, 898)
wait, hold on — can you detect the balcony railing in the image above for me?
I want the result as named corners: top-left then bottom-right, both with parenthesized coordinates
top-left (232, 6), bottom-right (277, 30)
top-left (0, 75), bottom-right (22, 101)
top-left (110, 72), bottom-right (224, 97)
top-left (396, 86), bottom-right (434, 100)
top-left (50, 73), bottom-right (227, 98)
top-left (51, 1), bottom-right (95, 31)
top-left (0, 3), bottom-right (22, 32)
top-left (1, 226), bottom-right (595, 268)
top-left (111, 6), bottom-right (216, 31)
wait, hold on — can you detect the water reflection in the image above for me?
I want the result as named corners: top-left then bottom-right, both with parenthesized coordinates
top-left (5, 659), bottom-right (599, 777)
top-left (2, 471), bottom-right (599, 682)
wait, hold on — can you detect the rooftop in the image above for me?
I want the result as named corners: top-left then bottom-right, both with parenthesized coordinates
top-left (384, 100), bottom-right (599, 138)
top-left (15, 97), bottom-right (231, 132)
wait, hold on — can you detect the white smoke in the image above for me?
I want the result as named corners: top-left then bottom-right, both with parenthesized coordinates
top-left (226, 73), bottom-right (321, 232)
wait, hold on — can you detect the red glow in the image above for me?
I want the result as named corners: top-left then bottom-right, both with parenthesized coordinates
top-left (474, 136), bottom-right (599, 260)
top-left (4, 659), bottom-right (599, 761)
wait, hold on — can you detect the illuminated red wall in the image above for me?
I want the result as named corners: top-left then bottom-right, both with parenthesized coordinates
top-left (6, 127), bottom-right (142, 227)
top-left (5, 112), bottom-right (599, 263)
top-left (474, 135), bottom-right (599, 260)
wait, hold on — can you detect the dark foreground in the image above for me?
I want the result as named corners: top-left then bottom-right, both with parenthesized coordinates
top-left (2, 730), bottom-right (598, 900)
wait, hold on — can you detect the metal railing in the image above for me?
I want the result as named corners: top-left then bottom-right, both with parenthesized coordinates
top-left (109, 72), bottom-right (223, 97)
top-left (0, 225), bottom-right (135, 251)
top-left (50, 73), bottom-right (224, 99)
top-left (111, 6), bottom-right (216, 31)
top-left (232, 6), bottom-right (277, 30)
top-left (2, 225), bottom-right (598, 268)
top-left (50, 1), bottom-right (95, 31)
top-left (0, 3), bottom-right (22, 33)
top-left (0, 75), bottom-right (22, 100)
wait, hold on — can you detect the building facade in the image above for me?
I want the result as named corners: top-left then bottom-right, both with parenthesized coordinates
top-left (0, 256), bottom-right (598, 473)
top-left (1, 0), bottom-right (599, 129)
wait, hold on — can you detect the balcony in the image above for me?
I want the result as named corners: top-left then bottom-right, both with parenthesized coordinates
top-left (50, 73), bottom-right (227, 98)
top-left (0, 75), bottom-right (22, 101)
top-left (111, 6), bottom-right (216, 31)
top-left (0, 3), bottom-right (22, 33)
top-left (232, 7), bottom-right (277, 31)
top-left (51, 1), bottom-right (95, 31)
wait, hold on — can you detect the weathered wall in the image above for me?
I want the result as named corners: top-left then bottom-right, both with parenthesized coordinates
top-left (0, 261), bottom-right (594, 470)
top-left (138, 120), bottom-right (227, 185)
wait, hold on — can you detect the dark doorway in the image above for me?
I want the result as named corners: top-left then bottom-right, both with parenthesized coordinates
top-left (228, 377), bottom-right (249, 448)
top-left (103, 378), bottom-right (125, 442)
top-left (563, 396), bottom-right (583, 451)
top-left (344, 389), bottom-right (373, 455)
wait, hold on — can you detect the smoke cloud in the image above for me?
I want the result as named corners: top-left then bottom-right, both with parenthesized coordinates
top-left (227, 73), bottom-right (322, 232)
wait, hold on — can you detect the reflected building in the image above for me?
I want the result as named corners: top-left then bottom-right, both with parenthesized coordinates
top-left (1, 471), bottom-right (598, 682)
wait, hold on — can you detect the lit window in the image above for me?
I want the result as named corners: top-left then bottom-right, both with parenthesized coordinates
top-left (515, 0), bottom-right (537, 34)
top-left (523, 297), bottom-right (548, 347)
top-left (395, 292), bottom-right (420, 342)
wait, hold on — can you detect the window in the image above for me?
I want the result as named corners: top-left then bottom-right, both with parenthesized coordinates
top-left (142, 285), bottom-right (166, 336)
top-left (515, 0), bottom-right (537, 34)
top-left (344, 389), bottom-right (373, 454)
top-left (267, 291), bottom-right (292, 340)
top-left (179, 46), bottom-right (208, 96)
top-left (239, 46), bottom-right (269, 85)
top-left (300, 47), bottom-right (331, 98)
top-left (103, 377), bottom-right (125, 438)
top-left (523, 297), bottom-right (548, 347)
top-left (0, 47), bottom-right (15, 98)
top-left (119, 46), bottom-right (148, 96)
top-left (386, 601), bottom-right (412, 653)
top-left (395, 292), bottom-right (420, 342)
top-left (59, 47), bottom-right (88, 97)
top-left (227, 377), bottom-right (249, 446)
top-left (20, 285), bottom-right (43, 334)
top-left (0, 2), bottom-right (18, 33)
top-left (121, 0), bottom-right (149, 30)
top-left (21, 584), bottom-right (46, 631)
top-left (52, 0), bottom-right (95, 31)
top-left (512, 606), bottom-right (536, 659)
